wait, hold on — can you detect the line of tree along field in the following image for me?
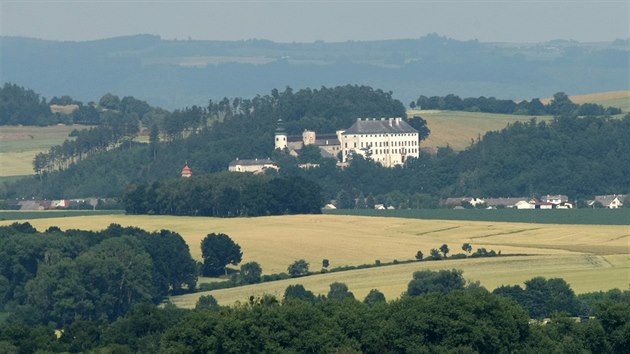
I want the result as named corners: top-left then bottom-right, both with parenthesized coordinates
top-left (1, 223), bottom-right (629, 353)
top-left (2, 85), bottom-right (628, 202)
top-left (412, 91), bottom-right (623, 115)
top-left (123, 173), bottom-right (323, 217)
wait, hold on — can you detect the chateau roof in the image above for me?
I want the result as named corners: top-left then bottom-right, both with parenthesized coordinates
top-left (229, 158), bottom-right (276, 167)
top-left (344, 117), bottom-right (417, 135)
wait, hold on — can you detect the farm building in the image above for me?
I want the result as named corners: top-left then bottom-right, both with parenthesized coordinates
top-left (228, 158), bottom-right (279, 174)
top-left (588, 195), bottom-right (625, 208)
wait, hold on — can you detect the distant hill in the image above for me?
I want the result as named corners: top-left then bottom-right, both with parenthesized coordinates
top-left (1, 34), bottom-right (628, 109)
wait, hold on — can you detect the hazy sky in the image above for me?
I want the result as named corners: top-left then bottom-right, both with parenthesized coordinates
top-left (1, 0), bottom-right (628, 43)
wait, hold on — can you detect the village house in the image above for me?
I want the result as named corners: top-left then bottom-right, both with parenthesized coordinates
top-left (483, 197), bottom-right (531, 209)
top-left (443, 197), bottom-right (486, 208)
top-left (588, 194), bottom-right (626, 208)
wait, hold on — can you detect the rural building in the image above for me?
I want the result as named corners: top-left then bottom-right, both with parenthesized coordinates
top-left (228, 158), bottom-right (279, 174)
top-left (443, 197), bottom-right (486, 208)
top-left (51, 199), bottom-right (70, 208)
top-left (588, 194), bottom-right (625, 208)
top-left (541, 195), bottom-right (569, 205)
top-left (484, 197), bottom-right (530, 208)
top-left (514, 200), bottom-right (535, 209)
top-left (339, 117), bottom-right (420, 167)
top-left (18, 200), bottom-right (47, 210)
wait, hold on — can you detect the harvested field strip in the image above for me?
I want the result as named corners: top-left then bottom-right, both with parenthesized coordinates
top-left (170, 253), bottom-right (629, 308)
top-left (2, 214), bottom-right (627, 275)
top-left (415, 226), bottom-right (460, 236)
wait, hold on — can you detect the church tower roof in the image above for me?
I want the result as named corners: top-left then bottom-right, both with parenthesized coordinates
top-left (275, 118), bottom-right (286, 135)
top-left (181, 162), bottom-right (192, 178)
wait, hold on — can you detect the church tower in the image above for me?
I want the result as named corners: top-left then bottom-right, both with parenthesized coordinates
top-left (181, 162), bottom-right (192, 178)
top-left (274, 119), bottom-right (287, 150)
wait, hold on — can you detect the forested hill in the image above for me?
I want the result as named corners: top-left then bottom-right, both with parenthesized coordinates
top-left (2, 84), bottom-right (628, 201)
top-left (2, 34), bottom-right (628, 108)
top-left (2, 85), bottom-right (407, 198)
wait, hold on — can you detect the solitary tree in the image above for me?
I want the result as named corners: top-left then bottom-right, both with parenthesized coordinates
top-left (200, 233), bottom-right (242, 276)
top-left (462, 243), bottom-right (473, 254)
top-left (239, 261), bottom-right (262, 284)
top-left (440, 244), bottom-right (450, 258)
top-left (429, 248), bottom-right (442, 260)
top-left (322, 259), bottom-right (330, 268)
top-left (287, 259), bottom-right (309, 277)
top-left (415, 250), bottom-right (424, 261)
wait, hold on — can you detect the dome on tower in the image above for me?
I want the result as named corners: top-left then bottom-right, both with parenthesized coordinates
top-left (181, 163), bottom-right (192, 178)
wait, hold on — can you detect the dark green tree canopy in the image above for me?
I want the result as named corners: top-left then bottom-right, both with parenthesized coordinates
top-left (200, 233), bottom-right (243, 277)
top-left (287, 259), bottom-right (310, 277)
top-left (407, 269), bottom-right (465, 296)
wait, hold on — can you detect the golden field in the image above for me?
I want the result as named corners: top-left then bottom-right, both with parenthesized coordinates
top-left (407, 110), bottom-right (554, 151)
top-left (2, 214), bottom-right (628, 307)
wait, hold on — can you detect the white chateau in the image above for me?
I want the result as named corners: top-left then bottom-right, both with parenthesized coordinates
top-left (275, 117), bottom-right (419, 167)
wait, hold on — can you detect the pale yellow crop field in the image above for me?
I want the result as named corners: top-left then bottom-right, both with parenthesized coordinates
top-left (542, 90), bottom-right (630, 112)
top-left (407, 110), bottom-right (554, 151)
top-left (172, 254), bottom-right (630, 308)
top-left (3, 213), bottom-right (628, 307)
top-left (0, 125), bottom-right (90, 177)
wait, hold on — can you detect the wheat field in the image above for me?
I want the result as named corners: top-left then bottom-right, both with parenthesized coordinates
top-left (407, 110), bottom-right (554, 150)
top-left (3, 214), bottom-right (628, 306)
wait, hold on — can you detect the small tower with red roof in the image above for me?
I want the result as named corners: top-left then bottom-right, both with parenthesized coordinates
top-left (181, 162), bottom-right (192, 178)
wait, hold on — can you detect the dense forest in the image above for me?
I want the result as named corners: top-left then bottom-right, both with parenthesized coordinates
top-left (413, 92), bottom-right (622, 116)
top-left (2, 85), bottom-right (628, 202)
top-left (0, 223), bottom-right (197, 327)
top-left (1, 222), bottom-right (629, 353)
top-left (123, 172), bottom-right (323, 217)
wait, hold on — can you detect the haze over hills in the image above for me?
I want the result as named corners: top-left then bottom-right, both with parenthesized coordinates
top-left (1, 34), bottom-right (628, 109)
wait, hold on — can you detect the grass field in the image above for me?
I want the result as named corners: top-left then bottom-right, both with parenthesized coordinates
top-left (0, 125), bottom-right (89, 177)
top-left (407, 110), bottom-right (554, 150)
top-left (325, 208), bottom-right (630, 225)
top-left (1, 214), bottom-right (627, 306)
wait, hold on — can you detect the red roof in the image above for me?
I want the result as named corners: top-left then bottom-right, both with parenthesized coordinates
top-left (181, 164), bottom-right (192, 176)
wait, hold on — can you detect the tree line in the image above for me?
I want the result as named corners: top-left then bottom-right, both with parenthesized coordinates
top-left (1, 255), bottom-right (628, 352)
top-left (413, 91), bottom-right (622, 116)
top-left (123, 172), bottom-right (323, 217)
